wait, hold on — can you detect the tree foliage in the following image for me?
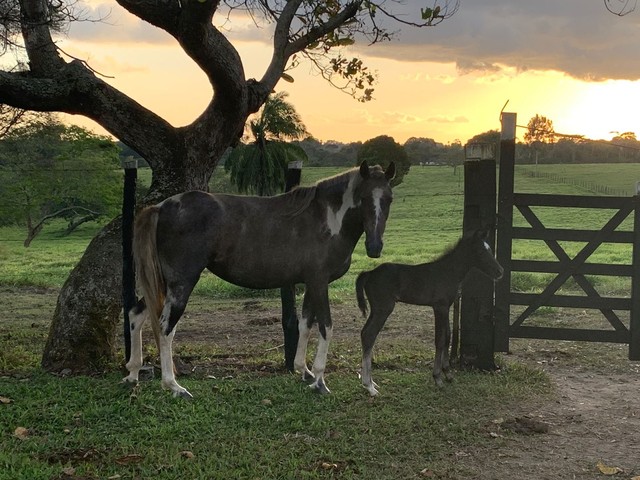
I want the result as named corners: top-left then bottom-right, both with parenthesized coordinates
top-left (524, 114), bottom-right (555, 145)
top-left (357, 135), bottom-right (409, 186)
top-left (0, 118), bottom-right (121, 245)
top-left (0, 0), bottom-right (458, 371)
top-left (225, 92), bottom-right (309, 196)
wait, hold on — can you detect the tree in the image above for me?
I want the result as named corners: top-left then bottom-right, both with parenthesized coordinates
top-left (403, 137), bottom-right (439, 165)
top-left (0, 0), bottom-right (458, 372)
top-left (0, 118), bottom-right (121, 246)
top-left (225, 92), bottom-right (308, 196)
top-left (357, 135), bottom-right (409, 186)
top-left (524, 114), bottom-right (555, 166)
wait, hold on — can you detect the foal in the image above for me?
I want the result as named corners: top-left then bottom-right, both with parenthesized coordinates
top-left (355, 229), bottom-right (503, 396)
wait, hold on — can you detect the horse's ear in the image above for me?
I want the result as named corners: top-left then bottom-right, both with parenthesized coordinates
top-left (385, 162), bottom-right (396, 181)
top-left (359, 160), bottom-right (370, 179)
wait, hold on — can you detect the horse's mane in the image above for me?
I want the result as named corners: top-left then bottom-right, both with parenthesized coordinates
top-left (280, 167), bottom-right (360, 217)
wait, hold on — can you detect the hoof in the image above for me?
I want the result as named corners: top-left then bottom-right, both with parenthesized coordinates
top-left (433, 376), bottom-right (444, 389)
top-left (173, 389), bottom-right (194, 400)
top-left (362, 384), bottom-right (379, 397)
top-left (122, 377), bottom-right (138, 387)
top-left (310, 379), bottom-right (331, 395)
top-left (302, 370), bottom-right (315, 383)
top-left (444, 372), bottom-right (455, 383)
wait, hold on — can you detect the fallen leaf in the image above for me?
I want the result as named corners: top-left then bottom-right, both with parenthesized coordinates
top-left (630, 476), bottom-right (640, 480)
top-left (596, 461), bottom-right (623, 475)
top-left (419, 468), bottom-right (435, 477)
top-left (13, 427), bottom-right (29, 440)
top-left (180, 450), bottom-right (195, 459)
top-left (320, 462), bottom-right (338, 470)
top-left (62, 466), bottom-right (76, 476)
top-left (107, 475), bottom-right (121, 480)
top-left (0, 396), bottom-right (12, 404)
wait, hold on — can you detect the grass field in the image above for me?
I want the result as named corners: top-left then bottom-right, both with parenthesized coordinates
top-left (1, 163), bottom-right (639, 479)
top-left (1, 163), bottom-right (638, 295)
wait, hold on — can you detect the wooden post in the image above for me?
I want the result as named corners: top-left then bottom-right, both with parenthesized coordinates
top-left (460, 143), bottom-right (498, 371)
top-left (281, 161), bottom-right (303, 371)
top-left (121, 158), bottom-right (138, 363)
top-left (630, 193), bottom-right (640, 360)
top-left (495, 112), bottom-right (517, 352)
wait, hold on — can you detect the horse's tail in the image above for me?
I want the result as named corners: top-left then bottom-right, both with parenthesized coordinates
top-left (355, 271), bottom-right (370, 317)
top-left (132, 206), bottom-right (165, 331)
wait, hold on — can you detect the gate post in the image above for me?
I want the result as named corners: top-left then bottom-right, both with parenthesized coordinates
top-left (460, 143), bottom-right (497, 371)
top-left (281, 161), bottom-right (303, 372)
top-left (121, 158), bottom-right (138, 363)
top-left (630, 193), bottom-right (640, 360)
top-left (495, 112), bottom-right (517, 352)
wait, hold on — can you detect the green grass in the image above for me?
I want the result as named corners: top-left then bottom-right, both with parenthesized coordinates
top-left (2, 163), bottom-right (638, 296)
top-left (1, 364), bottom-right (551, 480)
top-left (2, 163), bottom-right (637, 479)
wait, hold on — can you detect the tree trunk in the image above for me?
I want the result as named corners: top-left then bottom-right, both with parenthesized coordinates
top-left (42, 218), bottom-right (123, 372)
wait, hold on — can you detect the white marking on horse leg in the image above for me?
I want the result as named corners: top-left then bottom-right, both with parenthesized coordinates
top-left (310, 326), bottom-right (333, 394)
top-left (361, 349), bottom-right (379, 396)
top-left (158, 302), bottom-right (192, 398)
top-left (294, 315), bottom-right (314, 381)
top-left (123, 307), bottom-right (148, 384)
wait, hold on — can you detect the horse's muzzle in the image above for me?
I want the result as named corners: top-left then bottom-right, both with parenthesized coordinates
top-left (365, 240), bottom-right (383, 258)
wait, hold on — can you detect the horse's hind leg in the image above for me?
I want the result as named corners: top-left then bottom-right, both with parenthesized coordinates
top-left (156, 287), bottom-right (193, 399)
top-left (360, 303), bottom-right (394, 396)
top-left (294, 293), bottom-right (315, 382)
top-left (123, 299), bottom-right (148, 385)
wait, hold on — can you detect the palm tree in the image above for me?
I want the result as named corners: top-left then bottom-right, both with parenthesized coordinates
top-left (225, 92), bottom-right (309, 196)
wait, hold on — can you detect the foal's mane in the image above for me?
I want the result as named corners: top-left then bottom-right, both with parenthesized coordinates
top-left (280, 167), bottom-right (360, 217)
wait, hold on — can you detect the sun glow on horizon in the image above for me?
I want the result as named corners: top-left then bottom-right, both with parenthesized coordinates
top-left (58, 37), bottom-right (640, 147)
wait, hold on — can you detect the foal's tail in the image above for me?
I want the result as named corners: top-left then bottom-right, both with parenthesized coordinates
top-left (355, 271), bottom-right (370, 317)
top-left (132, 206), bottom-right (165, 334)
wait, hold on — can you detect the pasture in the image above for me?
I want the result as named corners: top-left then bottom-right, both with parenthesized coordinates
top-left (1, 164), bottom-right (640, 479)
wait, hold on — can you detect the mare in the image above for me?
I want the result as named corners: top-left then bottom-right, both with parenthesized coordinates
top-left (125, 161), bottom-right (395, 398)
top-left (355, 228), bottom-right (503, 396)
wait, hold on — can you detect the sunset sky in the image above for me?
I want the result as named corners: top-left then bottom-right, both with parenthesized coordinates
top-left (60, 0), bottom-right (640, 146)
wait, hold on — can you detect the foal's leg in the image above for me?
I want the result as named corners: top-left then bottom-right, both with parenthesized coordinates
top-left (123, 300), bottom-right (148, 385)
top-left (432, 305), bottom-right (449, 388)
top-left (294, 293), bottom-right (315, 382)
top-left (156, 287), bottom-right (193, 399)
top-left (442, 307), bottom-right (454, 382)
top-left (360, 303), bottom-right (394, 396)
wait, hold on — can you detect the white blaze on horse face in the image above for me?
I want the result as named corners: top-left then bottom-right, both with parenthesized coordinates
top-left (326, 176), bottom-right (357, 236)
top-left (371, 188), bottom-right (385, 231)
top-left (483, 241), bottom-right (491, 251)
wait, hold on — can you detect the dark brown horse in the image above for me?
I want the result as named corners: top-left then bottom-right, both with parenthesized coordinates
top-left (125, 161), bottom-right (395, 398)
top-left (355, 228), bottom-right (503, 396)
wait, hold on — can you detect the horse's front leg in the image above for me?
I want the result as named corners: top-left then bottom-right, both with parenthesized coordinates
top-left (294, 292), bottom-right (315, 382)
top-left (123, 299), bottom-right (148, 385)
top-left (432, 305), bottom-right (449, 388)
top-left (302, 283), bottom-right (333, 394)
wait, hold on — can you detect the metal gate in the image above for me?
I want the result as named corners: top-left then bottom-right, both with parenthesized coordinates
top-left (493, 113), bottom-right (640, 361)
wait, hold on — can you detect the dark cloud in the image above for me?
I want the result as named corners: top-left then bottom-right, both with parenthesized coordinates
top-left (357, 0), bottom-right (640, 81)
top-left (68, 1), bottom-right (640, 81)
